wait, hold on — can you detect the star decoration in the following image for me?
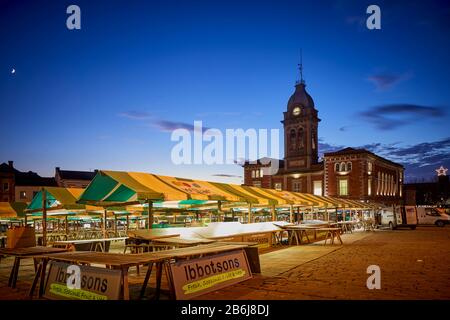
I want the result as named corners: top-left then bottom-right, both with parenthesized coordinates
top-left (435, 166), bottom-right (448, 176)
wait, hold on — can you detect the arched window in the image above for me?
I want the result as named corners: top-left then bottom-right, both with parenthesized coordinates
top-left (335, 163), bottom-right (340, 172)
top-left (290, 129), bottom-right (296, 151)
top-left (346, 162), bottom-right (352, 172)
top-left (298, 128), bottom-right (304, 149)
top-left (340, 162), bottom-right (346, 172)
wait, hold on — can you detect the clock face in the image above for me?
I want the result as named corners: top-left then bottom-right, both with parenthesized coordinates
top-left (293, 107), bottom-right (301, 116)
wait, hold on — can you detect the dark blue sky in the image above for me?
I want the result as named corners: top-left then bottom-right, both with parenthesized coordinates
top-left (1, 0), bottom-right (449, 183)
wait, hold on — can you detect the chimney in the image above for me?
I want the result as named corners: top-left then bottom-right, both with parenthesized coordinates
top-left (8, 161), bottom-right (13, 168)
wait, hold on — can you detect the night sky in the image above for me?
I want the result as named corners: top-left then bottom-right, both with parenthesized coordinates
top-left (1, 0), bottom-right (449, 184)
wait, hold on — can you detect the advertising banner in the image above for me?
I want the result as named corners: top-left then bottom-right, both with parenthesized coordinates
top-left (170, 249), bottom-right (252, 299)
top-left (44, 261), bottom-right (122, 300)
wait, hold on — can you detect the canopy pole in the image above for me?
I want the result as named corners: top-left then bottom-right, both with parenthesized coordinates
top-left (103, 209), bottom-right (107, 238)
top-left (65, 215), bottom-right (68, 235)
top-left (289, 205), bottom-right (294, 223)
top-left (126, 214), bottom-right (130, 230)
top-left (147, 200), bottom-right (153, 229)
top-left (42, 187), bottom-right (47, 246)
top-left (326, 207), bottom-right (329, 222)
top-left (217, 201), bottom-right (222, 222)
top-left (114, 214), bottom-right (118, 236)
top-left (248, 203), bottom-right (252, 224)
top-left (271, 205), bottom-right (276, 222)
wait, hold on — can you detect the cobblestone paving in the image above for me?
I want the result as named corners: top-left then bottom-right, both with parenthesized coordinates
top-left (195, 227), bottom-right (450, 300)
top-left (1, 227), bottom-right (449, 300)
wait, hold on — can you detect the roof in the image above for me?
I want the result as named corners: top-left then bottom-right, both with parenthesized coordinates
top-left (287, 83), bottom-right (315, 110)
top-left (56, 169), bottom-right (96, 181)
top-left (0, 162), bottom-right (17, 174)
top-left (77, 170), bottom-right (376, 209)
top-left (15, 171), bottom-right (57, 187)
top-left (324, 147), bottom-right (404, 168)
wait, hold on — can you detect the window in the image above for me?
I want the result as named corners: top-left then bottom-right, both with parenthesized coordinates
top-left (368, 162), bottom-right (373, 172)
top-left (368, 177), bottom-right (372, 196)
top-left (340, 162), bottom-right (346, 172)
top-left (425, 208), bottom-right (440, 217)
top-left (335, 163), bottom-right (340, 172)
top-left (260, 168), bottom-right (264, 178)
top-left (251, 170), bottom-right (256, 178)
top-left (255, 170), bottom-right (260, 178)
top-left (3, 183), bottom-right (9, 192)
top-left (253, 181), bottom-right (262, 188)
top-left (338, 179), bottom-right (348, 196)
top-left (313, 181), bottom-right (322, 196)
top-left (292, 181), bottom-right (301, 192)
top-left (346, 162), bottom-right (352, 172)
top-left (19, 191), bottom-right (27, 199)
top-left (274, 183), bottom-right (282, 191)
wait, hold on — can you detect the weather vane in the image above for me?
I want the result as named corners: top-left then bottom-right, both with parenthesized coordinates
top-left (297, 49), bottom-right (305, 85)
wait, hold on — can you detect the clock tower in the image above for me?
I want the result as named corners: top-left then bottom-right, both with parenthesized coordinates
top-left (281, 75), bottom-right (320, 171)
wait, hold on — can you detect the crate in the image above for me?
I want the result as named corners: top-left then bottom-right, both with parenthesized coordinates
top-left (6, 226), bottom-right (36, 248)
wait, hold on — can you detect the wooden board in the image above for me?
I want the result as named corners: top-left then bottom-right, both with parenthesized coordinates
top-left (169, 249), bottom-right (252, 299)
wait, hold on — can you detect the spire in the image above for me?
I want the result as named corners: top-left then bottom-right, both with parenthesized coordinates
top-left (296, 49), bottom-right (305, 85)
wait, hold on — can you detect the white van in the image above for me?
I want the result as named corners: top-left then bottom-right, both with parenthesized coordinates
top-left (381, 205), bottom-right (417, 230)
top-left (416, 207), bottom-right (450, 227)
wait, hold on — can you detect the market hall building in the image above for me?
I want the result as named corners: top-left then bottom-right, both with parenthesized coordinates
top-left (242, 76), bottom-right (404, 205)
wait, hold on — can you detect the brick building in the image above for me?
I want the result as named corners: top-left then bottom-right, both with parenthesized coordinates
top-left (0, 161), bottom-right (57, 203)
top-left (243, 75), bottom-right (404, 205)
top-left (55, 167), bottom-right (96, 188)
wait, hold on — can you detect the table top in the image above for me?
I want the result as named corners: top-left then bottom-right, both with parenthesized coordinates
top-left (127, 229), bottom-right (181, 241)
top-left (0, 246), bottom-right (68, 257)
top-left (315, 227), bottom-right (341, 231)
top-left (152, 237), bottom-right (216, 245)
top-left (154, 243), bottom-right (251, 259)
top-left (51, 237), bottom-right (128, 244)
top-left (40, 243), bottom-right (251, 267)
top-left (283, 225), bottom-right (324, 230)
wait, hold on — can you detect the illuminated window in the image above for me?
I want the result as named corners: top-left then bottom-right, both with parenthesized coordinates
top-left (368, 162), bottom-right (373, 172)
top-left (313, 181), bottom-right (322, 196)
top-left (251, 170), bottom-right (256, 178)
top-left (368, 177), bottom-right (372, 196)
top-left (19, 191), bottom-right (27, 199)
top-left (338, 179), bottom-right (348, 196)
top-left (346, 162), bottom-right (352, 172)
top-left (292, 181), bottom-right (301, 192)
top-left (274, 183), bottom-right (282, 191)
top-left (260, 169), bottom-right (264, 177)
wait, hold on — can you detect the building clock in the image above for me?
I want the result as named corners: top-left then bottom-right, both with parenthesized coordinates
top-left (292, 106), bottom-right (301, 116)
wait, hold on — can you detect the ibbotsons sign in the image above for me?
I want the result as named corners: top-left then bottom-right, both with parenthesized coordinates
top-left (170, 250), bottom-right (252, 299)
top-left (44, 262), bottom-right (122, 300)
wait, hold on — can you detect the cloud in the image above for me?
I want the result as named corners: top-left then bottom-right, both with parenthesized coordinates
top-left (118, 111), bottom-right (153, 120)
top-left (367, 72), bottom-right (412, 91)
top-left (359, 104), bottom-right (446, 130)
top-left (118, 110), bottom-right (211, 133)
top-left (152, 120), bottom-right (210, 133)
top-left (319, 137), bottom-right (450, 182)
top-left (211, 174), bottom-right (242, 178)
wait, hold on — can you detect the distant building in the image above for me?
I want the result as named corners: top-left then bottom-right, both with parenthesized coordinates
top-left (0, 161), bottom-right (57, 203)
top-left (0, 161), bottom-right (15, 202)
top-left (242, 72), bottom-right (404, 205)
top-left (403, 167), bottom-right (450, 206)
top-left (55, 167), bottom-right (96, 188)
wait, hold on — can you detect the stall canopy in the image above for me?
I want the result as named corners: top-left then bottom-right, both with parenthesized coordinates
top-left (77, 170), bottom-right (374, 209)
top-left (0, 202), bottom-right (27, 218)
top-left (26, 187), bottom-right (102, 214)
